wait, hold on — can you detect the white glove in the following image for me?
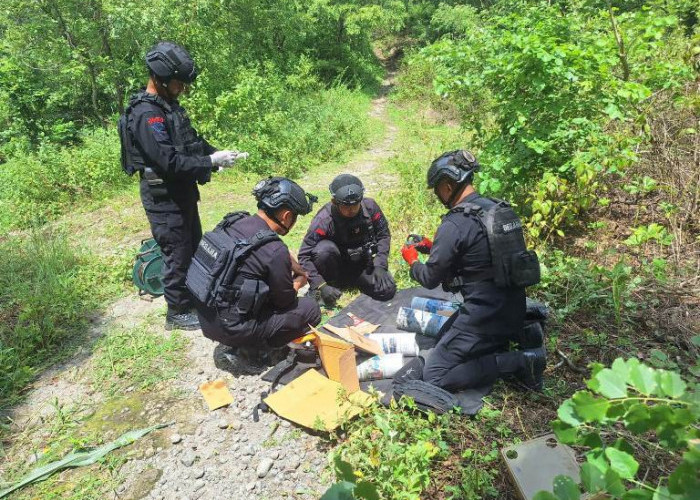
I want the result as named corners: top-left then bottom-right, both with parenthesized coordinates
top-left (209, 150), bottom-right (238, 168)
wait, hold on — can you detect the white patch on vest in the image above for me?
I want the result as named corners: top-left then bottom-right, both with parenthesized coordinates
top-left (200, 240), bottom-right (219, 260)
top-left (502, 220), bottom-right (522, 233)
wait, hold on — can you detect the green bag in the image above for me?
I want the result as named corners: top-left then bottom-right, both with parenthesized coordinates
top-left (132, 238), bottom-right (164, 296)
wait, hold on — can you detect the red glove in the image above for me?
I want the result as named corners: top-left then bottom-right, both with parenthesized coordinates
top-left (415, 237), bottom-right (432, 254)
top-left (401, 244), bottom-right (419, 266)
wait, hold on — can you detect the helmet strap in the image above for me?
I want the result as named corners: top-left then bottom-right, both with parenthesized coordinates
top-left (266, 209), bottom-right (290, 235)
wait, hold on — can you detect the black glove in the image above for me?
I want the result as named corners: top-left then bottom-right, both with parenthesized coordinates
top-left (318, 283), bottom-right (342, 307)
top-left (373, 267), bottom-right (395, 297)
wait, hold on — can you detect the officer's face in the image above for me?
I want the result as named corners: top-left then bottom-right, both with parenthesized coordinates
top-left (166, 79), bottom-right (189, 99)
top-left (336, 202), bottom-right (361, 218)
top-left (434, 180), bottom-right (451, 205)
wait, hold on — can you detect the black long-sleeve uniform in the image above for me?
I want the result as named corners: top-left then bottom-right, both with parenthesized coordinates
top-left (409, 192), bottom-right (526, 391)
top-left (298, 198), bottom-right (395, 300)
top-left (196, 214), bottom-right (321, 348)
top-left (125, 90), bottom-right (216, 311)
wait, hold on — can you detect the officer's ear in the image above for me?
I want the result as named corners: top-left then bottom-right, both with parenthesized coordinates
top-left (280, 208), bottom-right (297, 229)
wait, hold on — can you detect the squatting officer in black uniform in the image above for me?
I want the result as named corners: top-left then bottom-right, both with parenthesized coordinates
top-left (401, 150), bottom-right (546, 391)
top-left (298, 174), bottom-right (396, 307)
top-left (194, 177), bottom-right (322, 350)
top-left (119, 41), bottom-right (241, 330)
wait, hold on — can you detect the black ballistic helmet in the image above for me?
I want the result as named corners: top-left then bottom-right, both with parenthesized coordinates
top-left (145, 41), bottom-right (198, 84)
top-left (330, 174), bottom-right (364, 205)
top-left (427, 150), bottom-right (480, 188)
top-left (253, 177), bottom-right (317, 216)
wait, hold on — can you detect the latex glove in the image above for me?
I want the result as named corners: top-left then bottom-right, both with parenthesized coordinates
top-left (401, 244), bottom-right (419, 266)
top-left (209, 150), bottom-right (239, 168)
top-left (318, 283), bottom-right (342, 307)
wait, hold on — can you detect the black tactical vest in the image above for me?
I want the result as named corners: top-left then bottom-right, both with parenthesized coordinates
top-left (450, 197), bottom-right (540, 289)
top-left (331, 202), bottom-right (378, 259)
top-left (118, 91), bottom-right (206, 177)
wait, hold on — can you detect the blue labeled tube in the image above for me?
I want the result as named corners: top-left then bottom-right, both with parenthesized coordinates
top-left (410, 297), bottom-right (460, 315)
top-left (396, 307), bottom-right (449, 338)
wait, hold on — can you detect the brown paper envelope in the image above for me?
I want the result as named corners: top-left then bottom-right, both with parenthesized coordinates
top-left (263, 370), bottom-right (371, 430)
top-left (199, 379), bottom-right (234, 411)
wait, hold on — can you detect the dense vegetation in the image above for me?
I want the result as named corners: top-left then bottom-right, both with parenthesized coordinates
top-left (0, 0), bottom-right (698, 498)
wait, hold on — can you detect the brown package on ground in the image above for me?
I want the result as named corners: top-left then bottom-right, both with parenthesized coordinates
top-left (199, 379), bottom-right (234, 411)
top-left (263, 370), bottom-right (372, 431)
top-left (311, 327), bottom-right (361, 393)
top-left (323, 323), bottom-right (383, 357)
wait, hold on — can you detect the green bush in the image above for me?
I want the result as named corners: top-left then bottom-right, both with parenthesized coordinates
top-left (0, 128), bottom-right (127, 231)
top-left (539, 358), bottom-right (699, 500)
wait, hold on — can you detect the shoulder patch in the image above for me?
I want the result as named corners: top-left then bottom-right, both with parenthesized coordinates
top-left (371, 212), bottom-right (382, 221)
top-left (315, 228), bottom-right (326, 237)
top-left (147, 116), bottom-right (165, 125)
top-left (149, 119), bottom-right (169, 141)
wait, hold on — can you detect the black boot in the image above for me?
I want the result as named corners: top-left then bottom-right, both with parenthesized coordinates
top-left (496, 347), bottom-right (547, 391)
top-left (516, 321), bottom-right (544, 349)
top-left (514, 348), bottom-right (546, 391)
top-left (165, 308), bottom-right (201, 331)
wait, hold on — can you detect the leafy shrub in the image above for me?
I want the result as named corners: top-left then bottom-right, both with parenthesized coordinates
top-left (332, 398), bottom-right (451, 500)
top-left (538, 358), bottom-right (699, 499)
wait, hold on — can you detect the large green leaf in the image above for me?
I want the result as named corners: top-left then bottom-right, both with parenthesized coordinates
top-left (628, 363), bottom-right (658, 396)
top-left (334, 456), bottom-right (355, 482)
top-left (571, 391), bottom-right (609, 422)
top-left (558, 398), bottom-right (583, 426)
top-left (551, 419), bottom-right (578, 443)
top-left (321, 482), bottom-right (357, 500)
top-left (605, 448), bottom-right (639, 479)
top-left (552, 475), bottom-right (581, 500)
top-left (656, 371), bottom-right (686, 398)
top-left (621, 489), bottom-right (654, 499)
top-left (623, 403), bottom-right (652, 434)
top-left (354, 481), bottom-right (380, 500)
top-left (592, 368), bottom-right (628, 399)
top-left (604, 468), bottom-right (626, 497)
top-left (533, 492), bottom-right (559, 500)
top-left (580, 462), bottom-right (605, 493)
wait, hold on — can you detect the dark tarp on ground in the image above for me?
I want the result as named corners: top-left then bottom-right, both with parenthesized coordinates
top-left (263, 287), bottom-right (494, 415)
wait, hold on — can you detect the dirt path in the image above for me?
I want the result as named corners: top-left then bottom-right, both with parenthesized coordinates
top-left (1, 73), bottom-right (400, 500)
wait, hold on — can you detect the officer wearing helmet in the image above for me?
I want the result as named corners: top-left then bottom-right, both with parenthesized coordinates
top-left (401, 150), bottom-right (546, 392)
top-left (118, 41), bottom-right (241, 331)
top-left (191, 177), bottom-right (322, 351)
top-left (298, 174), bottom-right (396, 308)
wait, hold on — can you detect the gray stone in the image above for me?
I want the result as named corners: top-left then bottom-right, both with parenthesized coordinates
top-left (269, 450), bottom-right (280, 460)
top-left (194, 468), bottom-right (205, 479)
top-left (181, 453), bottom-right (196, 467)
top-left (246, 482), bottom-right (257, 491)
top-left (217, 419), bottom-right (228, 429)
top-left (194, 480), bottom-right (206, 491)
top-left (256, 458), bottom-right (274, 478)
top-left (171, 434), bottom-right (182, 444)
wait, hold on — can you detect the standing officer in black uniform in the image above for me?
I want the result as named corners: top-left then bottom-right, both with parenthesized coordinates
top-left (401, 150), bottom-right (546, 391)
top-left (118, 41), bottom-right (241, 330)
top-left (190, 177), bottom-right (321, 350)
top-left (298, 174), bottom-right (396, 308)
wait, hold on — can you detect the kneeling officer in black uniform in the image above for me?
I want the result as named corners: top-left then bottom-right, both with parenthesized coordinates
top-left (298, 174), bottom-right (396, 307)
top-left (188, 177), bottom-right (322, 350)
top-left (401, 150), bottom-right (546, 391)
top-left (119, 41), bottom-right (242, 331)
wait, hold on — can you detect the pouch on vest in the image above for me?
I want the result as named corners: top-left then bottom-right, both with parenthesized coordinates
top-left (455, 199), bottom-right (541, 289)
top-left (236, 278), bottom-right (269, 317)
top-left (118, 112), bottom-right (137, 176)
top-left (186, 230), bottom-right (233, 306)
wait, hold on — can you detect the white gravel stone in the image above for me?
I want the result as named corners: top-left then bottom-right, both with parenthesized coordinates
top-left (170, 434), bottom-right (182, 444)
top-left (256, 458), bottom-right (274, 478)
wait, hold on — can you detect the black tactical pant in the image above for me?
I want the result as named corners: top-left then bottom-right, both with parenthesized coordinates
top-left (197, 297), bottom-right (322, 348)
top-left (312, 239), bottom-right (396, 300)
top-left (423, 311), bottom-right (523, 391)
top-left (145, 202), bottom-right (202, 311)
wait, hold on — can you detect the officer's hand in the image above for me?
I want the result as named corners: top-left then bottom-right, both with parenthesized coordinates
top-left (210, 150), bottom-right (239, 168)
top-left (401, 244), bottom-right (419, 266)
top-left (414, 236), bottom-right (433, 254)
top-left (319, 283), bottom-right (342, 307)
top-left (293, 274), bottom-right (308, 292)
top-left (289, 251), bottom-right (308, 278)
top-left (373, 267), bottom-right (394, 294)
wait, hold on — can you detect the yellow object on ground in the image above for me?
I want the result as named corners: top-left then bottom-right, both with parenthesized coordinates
top-left (323, 323), bottom-right (383, 357)
top-left (199, 379), bottom-right (234, 411)
top-left (263, 370), bottom-right (372, 431)
top-left (311, 327), bottom-right (361, 393)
